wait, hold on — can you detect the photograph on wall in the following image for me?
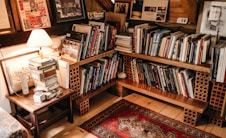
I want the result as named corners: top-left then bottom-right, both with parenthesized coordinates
top-left (130, 0), bottom-right (143, 20)
top-left (130, 0), bottom-right (169, 22)
top-left (52, 0), bottom-right (86, 23)
top-left (141, 0), bottom-right (168, 22)
top-left (200, 1), bottom-right (226, 37)
top-left (16, 0), bottom-right (51, 31)
top-left (114, 2), bottom-right (130, 16)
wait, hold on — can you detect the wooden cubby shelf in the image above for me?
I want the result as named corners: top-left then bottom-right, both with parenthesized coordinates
top-left (119, 51), bottom-right (211, 73)
top-left (117, 79), bottom-right (208, 113)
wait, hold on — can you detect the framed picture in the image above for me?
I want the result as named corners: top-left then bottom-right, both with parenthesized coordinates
top-left (0, 0), bottom-right (15, 34)
top-left (199, 1), bottom-right (226, 37)
top-left (51, 0), bottom-right (86, 23)
top-left (0, 51), bottom-right (39, 95)
top-left (16, 0), bottom-right (51, 31)
top-left (130, 0), bottom-right (169, 22)
top-left (114, 2), bottom-right (130, 16)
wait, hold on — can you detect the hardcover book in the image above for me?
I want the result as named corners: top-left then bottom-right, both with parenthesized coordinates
top-left (61, 39), bottom-right (82, 62)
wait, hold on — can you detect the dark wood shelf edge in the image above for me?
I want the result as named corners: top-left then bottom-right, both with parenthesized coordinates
top-left (119, 51), bottom-right (211, 73)
top-left (75, 79), bottom-right (116, 103)
top-left (117, 79), bottom-right (208, 113)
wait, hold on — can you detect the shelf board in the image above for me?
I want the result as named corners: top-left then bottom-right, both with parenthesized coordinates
top-left (119, 52), bottom-right (211, 73)
top-left (62, 50), bottom-right (116, 67)
top-left (117, 79), bottom-right (208, 113)
top-left (155, 22), bottom-right (197, 30)
top-left (76, 80), bottom-right (116, 103)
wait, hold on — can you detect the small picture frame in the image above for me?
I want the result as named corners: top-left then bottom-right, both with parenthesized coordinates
top-left (130, 0), bottom-right (169, 22)
top-left (0, 51), bottom-right (39, 95)
top-left (114, 2), bottom-right (130, 16)
top-left (16, 0), bottom-right (51, 31)
top-left (51, 0), bottom-right (86, 23)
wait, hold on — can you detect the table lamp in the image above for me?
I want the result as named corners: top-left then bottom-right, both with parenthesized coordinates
top-left (27, 29), bottom-right (53, 59)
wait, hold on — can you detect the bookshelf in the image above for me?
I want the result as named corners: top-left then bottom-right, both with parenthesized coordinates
top-left (65, 50), bottom-right (117, 115)
top-left (116, 52), bottom-right (211, 126)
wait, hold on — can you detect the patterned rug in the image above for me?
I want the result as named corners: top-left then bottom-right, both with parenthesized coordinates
top-left (80, 99), bottom-right (219, 138)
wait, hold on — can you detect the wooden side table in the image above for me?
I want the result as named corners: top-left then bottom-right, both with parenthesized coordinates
top-left (6, 87), bottom-right (74, 138)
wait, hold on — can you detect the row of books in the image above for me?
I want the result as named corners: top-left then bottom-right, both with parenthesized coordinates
top-left (132, 24), bottom-right (215, 65)
top-left (131, 58), bottom-right (196, 98)
top-left (61, 21), bottom-right (117, 62)
top-left (210, 41), bottom-right (226, 83)
top-left (79, 54), bottom-right (120, 95)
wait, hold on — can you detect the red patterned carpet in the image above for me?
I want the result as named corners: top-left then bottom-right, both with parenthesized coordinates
top-left (81, 99), bottom-right (219, 138)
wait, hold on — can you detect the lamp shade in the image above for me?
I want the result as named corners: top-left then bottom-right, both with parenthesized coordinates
top-left (27, 29), bottom-right (53, 47)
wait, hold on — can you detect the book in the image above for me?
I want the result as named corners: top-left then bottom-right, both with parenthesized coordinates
top-left (72, 24), bottom-right (93, 60)
top-left (158, 35), bottom-right (170, 57)
top-left (216, 44), bottom-right (226, 82)
top-left (82, 64), bottom-right (94, 93)
top-left (29, 57), bottom-right (57, 69)
top-left (179, 34), bottom-right (193, 62)
top-left (65, 31), bottom-right (87, 59)
top-left (31, 69), bottom-right (56, 81)
top-left (201, 34), bottom-right (211, 63)
top-left (56, 59), bottom-right (69, 89)
top-left (150, 29), bottom-right (171, 56)
top-left (133, 23), bottom-right (149, 53)
top-left (97, 58), bottom-right (108, 86)
top-left (210, 41), bottom-right (224, 80)
top-left (141, 26), bottom-right (158, 54)
top-left (166, 31), bottom-right (184, 59)
top-left (79, 67), bottom-right (87, 95)
top-left (115, 46), bottom-right (133, 53)
top-left (61, 39), bottom-right (82, 62)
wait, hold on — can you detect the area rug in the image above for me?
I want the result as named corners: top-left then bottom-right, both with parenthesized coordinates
top-left (80, 99), bottom-right (219, 138)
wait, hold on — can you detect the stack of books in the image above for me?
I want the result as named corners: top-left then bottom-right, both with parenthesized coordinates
top-left (29, 57), bottom-right (62, 102)
top-left (114, 33), bottom-right (133, 53)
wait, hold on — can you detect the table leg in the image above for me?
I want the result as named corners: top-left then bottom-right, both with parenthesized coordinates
top-left (30, 113), bottom-right (40, 138)
top-left (68, 96), bottom-right (73, 123)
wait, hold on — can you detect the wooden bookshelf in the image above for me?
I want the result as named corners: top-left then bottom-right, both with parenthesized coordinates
top-left (67, 50), bottom-right (118, 115)
top-left (117, 53), bottom-right (211, 126)
top-left (119, 51), bottom-right (211, 73)
top-left (117, 79), bottom-right (208, 113)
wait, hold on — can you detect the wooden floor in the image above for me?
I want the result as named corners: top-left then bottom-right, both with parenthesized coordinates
top-left (28, 92), bottom-right (226, 138)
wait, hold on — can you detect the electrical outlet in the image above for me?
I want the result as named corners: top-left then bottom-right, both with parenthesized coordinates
top-left (177, 17), bottom-right (188, 24)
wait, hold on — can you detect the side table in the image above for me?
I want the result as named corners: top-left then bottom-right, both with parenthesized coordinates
top-left (6, 87), bottom-right (74, 138)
